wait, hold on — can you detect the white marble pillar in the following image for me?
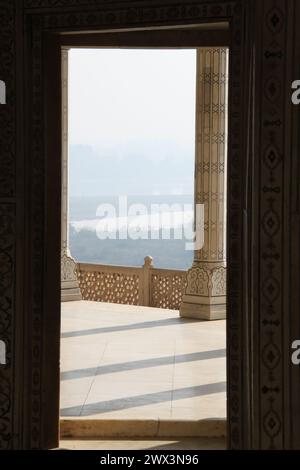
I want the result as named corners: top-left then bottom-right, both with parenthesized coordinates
top-left (61, 48), bottom-right (82, 302)
top-left (180, 48), bottom-right (228, 320)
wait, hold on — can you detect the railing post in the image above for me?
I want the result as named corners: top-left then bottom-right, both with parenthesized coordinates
top-left (142, 256), bottom-right (153, 306)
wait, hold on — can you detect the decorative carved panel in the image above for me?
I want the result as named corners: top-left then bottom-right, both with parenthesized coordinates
top-left (0, 1), bottom-right (16, 198)
top-left (151, 270), bottom-right (187, 310)
top-left (252, 0), bottom-right (293, 450)
top-left (184, 263), bottom-right (226, 297)
top-left (0, 204), bottom-right (15, 449)
top-left (78, 263), bottom-right (186, 310)
top-left (0, 0), bottom-right (16, 451)
top-left (78, 266), bottom-right (141, 305)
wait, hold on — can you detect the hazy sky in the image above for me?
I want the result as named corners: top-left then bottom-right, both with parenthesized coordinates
top-left (68, 49), bottom-right (196, 197)
top-left (69, 48), bottom-right (196, 155)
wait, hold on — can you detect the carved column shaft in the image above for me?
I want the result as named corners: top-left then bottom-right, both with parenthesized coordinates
top-left (180, 47), bottom-right (228, 320)
top-left (61, 48), bottom-right (82, 302)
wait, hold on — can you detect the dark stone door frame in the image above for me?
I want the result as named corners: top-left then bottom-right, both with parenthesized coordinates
top-left (27, 2), bottom-right (250, 449)
top-left (0, 0), bottom-right (299, 450)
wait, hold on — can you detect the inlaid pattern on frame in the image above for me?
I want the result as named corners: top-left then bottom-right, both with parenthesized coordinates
top-left (0, 0), bottom-right (16, 451)
top-left (2, 0), bottom-right (297, 450)
top-left (259, 0), bottom-right (286, 449)
top-left (24, 0), bottom-right (244, 449)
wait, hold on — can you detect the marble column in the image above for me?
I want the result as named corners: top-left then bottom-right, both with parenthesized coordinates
top-left (180, 48), bottom-right (228, 320)
top-left (61, 48), bottom-right (82, 302)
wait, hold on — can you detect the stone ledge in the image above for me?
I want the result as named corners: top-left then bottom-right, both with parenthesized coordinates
top-left (180, 299), bottom-right (226, 320)
top-left (61, 287), bottom-right (82, 302)
top-left (60, 418), bottom-right (226, 439)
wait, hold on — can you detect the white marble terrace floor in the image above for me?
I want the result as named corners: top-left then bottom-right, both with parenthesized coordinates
top-left (60, 301), bottom-right (226, 424)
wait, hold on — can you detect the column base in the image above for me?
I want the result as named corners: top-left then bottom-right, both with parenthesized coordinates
top-left (61, 252), bottom-right (82, 302)
top-left (180, 295), bottom-right (226, 321)
top-left (61, 280), bottom-right (82, 302)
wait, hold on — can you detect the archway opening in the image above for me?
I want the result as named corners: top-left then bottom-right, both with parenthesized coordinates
top-left (57, 28), bottom-right (229, 450)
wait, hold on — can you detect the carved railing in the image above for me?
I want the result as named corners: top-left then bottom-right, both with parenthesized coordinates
top-left (77, 256), bottom-right (187, 311)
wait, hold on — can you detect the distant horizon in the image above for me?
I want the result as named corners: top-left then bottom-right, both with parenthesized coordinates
top-left (69, 193), bottom-right (194, 200)
top-left (69, 142), bottom-right (195, 197)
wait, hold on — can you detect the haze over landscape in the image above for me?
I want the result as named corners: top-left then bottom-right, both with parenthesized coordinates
top-left (68, 48), bottom-right (196, 269)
